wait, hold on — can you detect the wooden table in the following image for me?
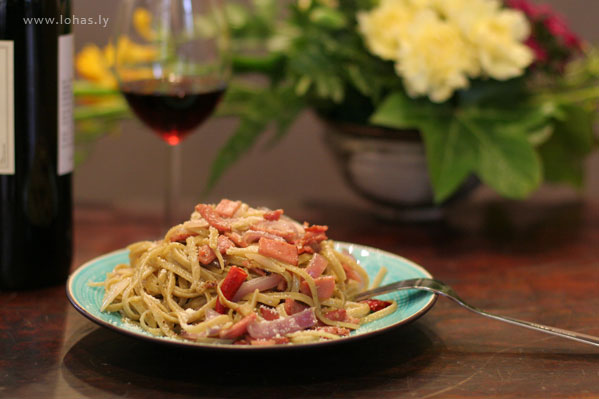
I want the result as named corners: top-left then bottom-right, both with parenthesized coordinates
top-left (1, 197), bottom-right (598, 398)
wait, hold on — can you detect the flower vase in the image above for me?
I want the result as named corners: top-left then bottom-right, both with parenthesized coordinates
top-left (321, 120), bottom-right (478, 221)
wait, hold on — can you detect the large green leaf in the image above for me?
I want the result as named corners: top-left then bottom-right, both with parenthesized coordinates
top-left (206, 85), bottom-right (303, 191)
top-left (539, 105), bottom-right (596, 187)
top-left (460, 115), bottom-right (542, 198)
top-left (420, 118), bottom-right (478, 202)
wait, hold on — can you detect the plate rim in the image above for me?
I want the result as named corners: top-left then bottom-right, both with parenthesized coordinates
top-left (66, 241), bottom-right (437, 351)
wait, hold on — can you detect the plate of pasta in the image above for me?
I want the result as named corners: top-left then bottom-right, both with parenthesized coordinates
top-left (67, 200), bottom-right (436, 349)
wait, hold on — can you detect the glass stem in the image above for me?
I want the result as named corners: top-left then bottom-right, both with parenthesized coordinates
top-left (165, 142), bottom-right (182, 230)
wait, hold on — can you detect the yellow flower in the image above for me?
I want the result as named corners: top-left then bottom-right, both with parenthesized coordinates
top-left (396, 9), bottom-right (478, 102)
top-left (75, 37), bottom-right (158, 88)
top-left (133, 7), bottom-right (155, 41)
top-left (75, 44), bottom-right (117, 88)
top-left (357, 0), bottom-right (416, 61)
top-left (468, 10), bottom-right (534, 80)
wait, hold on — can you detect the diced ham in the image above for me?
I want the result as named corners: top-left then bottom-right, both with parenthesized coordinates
top-left (259, 305), bottom-right (280, 321)
top-left (252, 220), bottom-right (301, 243)
top-left (225, 232), bottom-right (247, 248)
top-left (284, 298), bottom-right (308, 315)
top-left (219, 313), bottom-right (256, 339)
top-left (323, 308), bottom-right (347, 321)
top-left (263, 209), bottom-right (283, 221)
top-left (305, 253), bottom-right (328, 278)
top-left (241, 230), bottom-right (286, 245)
top-left (197, 236), bottom-right (233, 265)
top-left (299, 276), bottom-right (336, 301)
top-left (217, 235), bottom-right (234, 254)
top-left (195, 204), bottom-right (231, 232)
top-left (297, 224), bottom-right (328, 253)
top-left (342, 263), bottom-right (365, 287)
top-left (258, 237), bottom-right (299, 266)
top-left (247, 308), bottom-right (317, 339)
top-left (214, 199), bottom-right (241, 218)
top-left (198, 244), bottom-right (216, 265)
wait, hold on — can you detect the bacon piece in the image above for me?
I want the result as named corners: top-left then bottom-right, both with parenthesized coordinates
top-left (299, 276), bottom-right (336, 301)
top-left (284, 298), bottom-right (308, 315)
top-left (263, 209), bottom-right (283, 221)
top-left (323, 308), bottom-right (347, 321)
top-left (214, 199), bottom-right (241, 218)
top-left (252, 220), bottom-right (301, 243)
top-left (197, 236), bottom-right (233, 265)
top-left (225, 232), bottom-right (247, 248)
top-left (215, 266), bottom-right (248, 313)
top-left (195, 204), bottom-right (231, 232)
top-left (305, 253), bottom-right (328, 278)
top-left (362, 299), bottom-right (392, 312)
top-left (258, 237), bottom-right (298, 266)
top-left (298, 224), bottom-right (328, 253)
top-left (241, 230), bottom-right (286, 245)
top-left (219, 313), bottom-right (256, 339)
top-left (217, 235), bottom-right (234, 254)
top-left (197, 244), bottom-right (216, 265)
top-left (259, 305), bottom-right (280, 321)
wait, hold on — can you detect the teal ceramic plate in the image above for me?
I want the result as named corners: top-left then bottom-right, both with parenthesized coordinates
top-left (67, 242), bottom-right (436, 350)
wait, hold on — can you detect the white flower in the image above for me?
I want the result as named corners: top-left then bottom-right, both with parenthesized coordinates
top-left (396, 10), bottom-right (478, 102)
top-left (357, 0), bottom-right (416, 61)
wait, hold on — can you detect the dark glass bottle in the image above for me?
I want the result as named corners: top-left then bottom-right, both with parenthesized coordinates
top-left (0, 0), bottom-right (73, 289)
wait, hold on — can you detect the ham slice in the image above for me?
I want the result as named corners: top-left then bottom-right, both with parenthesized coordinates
top-left (297, 224), bottom-right (328, 254)
top-left (247, 308), bottom-right (317, 339)
top-left (197, 245), bottom-right (216, 265)
top-left (252, 220), bottom-right (301, 243)
top-left (195, 204), bottom-right (231, 232)
top-left (305, 253), bottom-right (328, 278)
top-left (197, 236), bottom-right (234, 265)
top-left (258, 237), bottom-right (298, 266)
top-left (219, 313), bottom-right (256, 339)
top-left (299, 276), bottom-right (336, 301)
top-left (284, 298), bottom-right (308, 315)
top-left (214, 199), bottom-right (241, 218)
top-left (263, 209), bottom-right (283, 221)
top-left (259, 305), bottom-right (280, 321)
top-left (241, 230), bottom-right (286, 245)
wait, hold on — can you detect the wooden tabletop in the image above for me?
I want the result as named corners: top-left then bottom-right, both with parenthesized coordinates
top-left (1, 197), bottom-right (598, 399)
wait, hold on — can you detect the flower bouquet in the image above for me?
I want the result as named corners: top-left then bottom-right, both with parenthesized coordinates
top-left (208, 0), bottom-right (598, 202)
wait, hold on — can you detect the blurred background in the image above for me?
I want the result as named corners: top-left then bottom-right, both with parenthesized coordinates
top-left (72, 0), bottom-right (598, 216)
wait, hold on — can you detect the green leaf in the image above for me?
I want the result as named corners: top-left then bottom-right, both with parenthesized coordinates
top-left (420, 118), bottom-right (477, 202)
top-left (539, 105), bottom-right (596, 187)
top-left (206, 86), bottom-right (302, 191)
top-left (459, 115), bottom-right (542, 198)
top-left (370, 91), bottom-right (450, 130)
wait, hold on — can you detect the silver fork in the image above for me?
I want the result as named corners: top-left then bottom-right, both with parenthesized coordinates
top-left (354, 278), bottom-right (599, 348)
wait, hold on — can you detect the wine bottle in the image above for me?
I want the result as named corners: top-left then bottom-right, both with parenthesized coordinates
top-left (0, 0), bottom-right (73, 289)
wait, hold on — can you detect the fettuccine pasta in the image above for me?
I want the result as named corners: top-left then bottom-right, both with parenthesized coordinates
top-left (96, 200), bottom-right (395, 345)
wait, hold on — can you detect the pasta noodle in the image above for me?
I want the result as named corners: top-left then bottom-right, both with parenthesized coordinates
top-left (97, 200), bottom-right (396, 345)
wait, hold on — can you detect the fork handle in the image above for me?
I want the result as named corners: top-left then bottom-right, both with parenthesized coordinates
top-left (460, 303), bottom-right (599, 348)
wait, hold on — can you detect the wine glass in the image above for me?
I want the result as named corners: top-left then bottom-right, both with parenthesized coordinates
top-left (112, 0), bottom-right (230, 228)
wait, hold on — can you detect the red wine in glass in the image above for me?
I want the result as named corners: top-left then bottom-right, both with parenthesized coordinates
top-left (121, 77), bottom-right (226, 145)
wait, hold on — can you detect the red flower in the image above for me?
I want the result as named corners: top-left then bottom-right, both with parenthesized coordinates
top-left (506, 0), bottom-right (583, 71)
